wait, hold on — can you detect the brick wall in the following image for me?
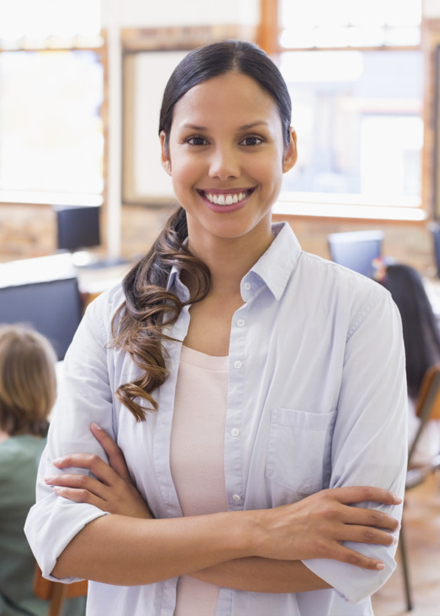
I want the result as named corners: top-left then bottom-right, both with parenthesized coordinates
top-left (1, 203), bottom-right (435, 279)
top-left (0, 203), bottom-right (55, 261)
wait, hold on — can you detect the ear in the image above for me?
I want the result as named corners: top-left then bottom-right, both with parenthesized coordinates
top-left (282, 127), bottom-right (297, 173)
top-left (160, 131), bottom-right (172, 176)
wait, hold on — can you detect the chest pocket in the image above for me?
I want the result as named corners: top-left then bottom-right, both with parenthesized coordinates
top-left (265, 407), bottom-right (335, 496)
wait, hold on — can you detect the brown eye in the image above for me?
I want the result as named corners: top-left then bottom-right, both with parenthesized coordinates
top-left (186, 136), bottom-right (208, 146)
top-left (240, 136), bottom-right (263, 146)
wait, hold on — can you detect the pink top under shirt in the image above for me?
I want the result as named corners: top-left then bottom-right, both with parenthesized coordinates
top-left (170, 345), bottom-right (229, 616)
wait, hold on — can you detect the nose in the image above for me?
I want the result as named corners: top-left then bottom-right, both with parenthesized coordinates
top-left (208, 145), bottom-right (240, 180)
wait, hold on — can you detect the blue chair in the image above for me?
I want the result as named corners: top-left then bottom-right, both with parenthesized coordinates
top-left (328, 230), bottom-right (384, 278)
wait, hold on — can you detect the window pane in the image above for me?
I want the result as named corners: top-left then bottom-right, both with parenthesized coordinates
top-left (348, 27), bottom-right (387, 48)
top-left (280, 0), bottom-right (421, 48)
top-left (0, 51), bottom-right (104, 196)
top-left (0, 0), bottom-right (101, 43)
top-left (280, 50), bottom-right (423, 204)
top-left (385, 26), bottom-right (421, 46)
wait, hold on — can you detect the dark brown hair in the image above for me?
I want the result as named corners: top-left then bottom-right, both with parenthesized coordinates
top-left (112, 208), bottom-right (210, 420)
top-left (380, 264), bottom-right (440, 398)
top-left (159, 39), bottom-right (292, 148)
top-left (114, 40), bottom-right (292, 420)
top-left (0, 325), bottom-right (57, 436)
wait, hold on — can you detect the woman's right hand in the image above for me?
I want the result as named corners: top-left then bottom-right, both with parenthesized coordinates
top-left (44, 423), bottom-right (153, 520)
top-left (252, 486), bottom-right (401, 570)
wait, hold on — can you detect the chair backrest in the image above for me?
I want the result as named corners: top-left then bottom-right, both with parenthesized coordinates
top-left (33, 564), bottom-right (87, 616)
top-left (328, 230), bottom-right (384, 278)
top-left (409, 365), bottom-right (440, 465)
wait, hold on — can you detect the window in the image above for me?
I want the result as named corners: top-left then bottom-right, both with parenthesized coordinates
top-left (0, 0), bottom-right (104, 206)
top-left (263, 0), bottom-right (425, 220)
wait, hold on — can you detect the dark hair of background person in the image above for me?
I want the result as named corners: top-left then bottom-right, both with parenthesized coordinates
top-left (0, 325), bottom-right (57, 436)
top-left (112, 40), bottom-right (293, 421)
top-left (380, 264), bottom-right (440, 399)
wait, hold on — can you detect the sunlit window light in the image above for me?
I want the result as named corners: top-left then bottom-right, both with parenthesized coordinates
top-left (280, 0), bottom-right (421, 48)
top-left (0, 51), bottom-right (104, 198)
top-left (0, 0), bottom-right (101, 46)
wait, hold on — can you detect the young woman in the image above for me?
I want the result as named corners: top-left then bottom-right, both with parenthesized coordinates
top-left (25, 41), bottom-right (407, 616)
top-left (0, 325), bottom-right (85, 616)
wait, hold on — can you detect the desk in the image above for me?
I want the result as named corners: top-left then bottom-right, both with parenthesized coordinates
top-left (0, 255), bottom-right (133, 359)
top-left (77, 262), bottom-right (132, 308)
top-left (77, 263), bottom-right (132, 295)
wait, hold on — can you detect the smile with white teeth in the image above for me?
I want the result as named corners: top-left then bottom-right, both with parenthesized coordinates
top-left (202, 189), bottom-right (252, 205)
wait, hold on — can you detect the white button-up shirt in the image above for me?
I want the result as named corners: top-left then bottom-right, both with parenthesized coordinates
top-left (25, 222), bottom-right (407, 616)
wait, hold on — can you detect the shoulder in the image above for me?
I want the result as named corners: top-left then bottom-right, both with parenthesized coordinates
top-left (298, 249), bottom-right (390, 299)
top-left (292, 251), bottom-right (399, 334)
top-left (86, 282), bottom-right (125, 314)
top-left (82, 283), bottom-right (126, 334)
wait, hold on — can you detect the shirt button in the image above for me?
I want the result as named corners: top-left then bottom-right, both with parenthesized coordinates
top-left (237, 319), bottom-right (245, 327)
top-left (231, 428), bottom-right (240, 437)
top-left (234, 360), bottom-right (242, 370)
top-left (232, 494), bottom-right (241, 502)
top-left (244, 282), bottom-right (251, 291)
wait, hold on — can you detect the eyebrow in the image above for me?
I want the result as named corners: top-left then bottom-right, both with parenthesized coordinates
top-left (180, 121), bottom-right (270, 131)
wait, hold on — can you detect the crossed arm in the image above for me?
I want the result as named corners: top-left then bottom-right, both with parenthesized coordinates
top-left (44, 423), bottom-right (400, 592)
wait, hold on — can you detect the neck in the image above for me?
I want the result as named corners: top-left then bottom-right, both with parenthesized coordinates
top-left (187, 224), bottom-right (274, 297)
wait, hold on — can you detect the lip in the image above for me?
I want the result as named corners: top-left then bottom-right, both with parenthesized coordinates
top-left (198, 187), bottom-right (255, 195)
top-left (197, 187), bottom-right (256, 213)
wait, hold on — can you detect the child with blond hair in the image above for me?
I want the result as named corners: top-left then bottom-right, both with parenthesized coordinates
top-left (0, 325), bottom-right (85, 616)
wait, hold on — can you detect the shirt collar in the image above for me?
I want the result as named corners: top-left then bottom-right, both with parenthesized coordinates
top-left (166, 222), bottom-right (302, 303)
top-left (244, 222), bottom-right (302, 301)
top-left (166, 267), bottom-right (190, 302)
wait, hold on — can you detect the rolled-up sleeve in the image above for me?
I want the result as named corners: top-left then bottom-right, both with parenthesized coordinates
top-left (24, 294), bottom-right (117, 582)
top-left (302, 286), bottom-right (408, 604)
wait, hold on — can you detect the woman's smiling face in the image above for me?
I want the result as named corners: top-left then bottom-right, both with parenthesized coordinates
top-left (160, 71), bottom-right (297, 248)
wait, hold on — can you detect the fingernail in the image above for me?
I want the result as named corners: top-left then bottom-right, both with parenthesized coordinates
top-left (91, 422), bottom-right (101, 431)
top-left (376, 563), bottom-right (385, 570)
top-left (392, 493), bottom-right (402, 504)
top-left (52, 458), bottom-right (63, 466)
top-left (52, 486), bottom-right (62, 494)
top-left (44, 476), bottom-right (56, 483)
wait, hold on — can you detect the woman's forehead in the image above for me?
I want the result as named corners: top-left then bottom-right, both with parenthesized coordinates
top-left (171, 72), bottom-right (281, 132)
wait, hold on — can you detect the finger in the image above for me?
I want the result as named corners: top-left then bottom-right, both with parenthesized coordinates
top-left (330, 486), bottom-right (402, 506)
top-left (52, 453), bottom-right (120, 487)
top-left (90, 423), bottom-right (132, 482)
top-left (342, 506), bottom-right (400, 532)
top-left (335, 524), bottom-right (398, 548)
top-left (50, 485), bottom-right (108, 511)
top-left (329, 544), bottom-right (387, 571)
top-left (45, 472), bottom-right (109, 501)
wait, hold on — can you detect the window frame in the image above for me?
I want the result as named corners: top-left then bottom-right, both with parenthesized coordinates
top-left (0, 36), bottom-right (108, 209)
top-left (258, 0), bottom-right (429, 222)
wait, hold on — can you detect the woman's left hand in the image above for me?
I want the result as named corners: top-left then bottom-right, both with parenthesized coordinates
top-left (44, 423), bottom-right (152, 519)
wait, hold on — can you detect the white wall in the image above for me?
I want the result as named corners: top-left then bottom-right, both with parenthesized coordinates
top-left (424, 0), bottom-right (440, 18)
top-left (101, 0), bottom-right (259, 28)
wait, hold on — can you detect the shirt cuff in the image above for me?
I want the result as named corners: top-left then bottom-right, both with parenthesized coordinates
top-left (25, 492), bottom-right (109, 583)
top-left (302, 542), bottom-right (397, 604)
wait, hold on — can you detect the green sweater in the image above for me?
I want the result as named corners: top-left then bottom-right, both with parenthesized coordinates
top-left (0, 435), bottom-right (85, 616)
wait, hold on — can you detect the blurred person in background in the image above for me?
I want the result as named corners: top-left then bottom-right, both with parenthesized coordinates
top-left (0, 324), bottom-right (85, 616)
top-left (375, 261), bottom-right (440, 464)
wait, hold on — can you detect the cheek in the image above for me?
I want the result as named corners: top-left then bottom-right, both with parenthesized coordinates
top-left (169, 150), bottom-right (201, 182)
top-left (252, 157), bottom-right (283, 190)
